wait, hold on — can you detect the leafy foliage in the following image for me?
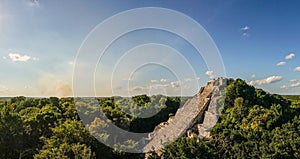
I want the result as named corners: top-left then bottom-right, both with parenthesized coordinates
top-left (162, 137), bottom-right (218, 159)
top-left (0, 79), bottom-right (299, 158)
top-left (0, 95), bottom-right (186, 158)
top-left (155, 78), bottom-right (300, 159)
top-left (209, 79), bottom-right (300, 159)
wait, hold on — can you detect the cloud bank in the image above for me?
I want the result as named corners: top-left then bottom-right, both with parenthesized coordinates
top-left (249, 76), bottom-right (283, 85)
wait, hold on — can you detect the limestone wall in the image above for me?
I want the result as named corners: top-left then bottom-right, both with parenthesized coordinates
top-left (143, 77), bottom-right (227, 152)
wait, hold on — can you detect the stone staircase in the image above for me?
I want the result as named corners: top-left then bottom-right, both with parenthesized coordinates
top-left (198, 79), bottom-right (226, 139)
top-left (143, 77), bottom-right (227, 152)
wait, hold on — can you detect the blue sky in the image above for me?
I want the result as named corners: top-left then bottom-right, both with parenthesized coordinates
top-left (0, 0), bottom-right (299, 96)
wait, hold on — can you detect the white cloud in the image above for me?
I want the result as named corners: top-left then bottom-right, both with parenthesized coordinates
top-left (249, 76), bottom-right (283, 85)
top-left (205, 70), bottom-right (215, 79)
top-left (276, 61), bottom-right (286, 66)
top-left (293, 66), bottom-right (300, 72)
top-left (285, 53), bottom-right (295, 60)
top-left (280, 85), bottom-right (289, 89)
top-left (128, 86), bottom-right (150, 95)
top-left (289, 79), bottom-right (298, 83)
top-left (281, 82), bottom-right (300, 89)
top-left (7, 53), bottom-right (38, 62)
top-left (8, 53), bottom-right (31, 62)
top-left (291, 82), bottom-right (300, 88)
top-left (2, 56), bottom-right (7, 59)
top-left (149, 84), bottom-right (169, 89)
top-left (241, 26), bottom-right (250, 31)
top-left (151, 80), bottom-right (158, 83)
top-left (251, 74), bottom-right (256, 78)
top-left (170, 81), bottom-right (180, 88)
top-left (27, 0), bottom-right (40, 7)
top-left (160, 79), bottom-right (168, 82)
top-left (241, 26), bottom-right (250, 36)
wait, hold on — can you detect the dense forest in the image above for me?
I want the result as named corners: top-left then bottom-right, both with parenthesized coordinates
top-left (0, 79), bottom-right (299, 158)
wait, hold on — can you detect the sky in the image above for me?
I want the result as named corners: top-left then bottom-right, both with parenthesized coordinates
top-left (0, 0), bottom-right (300, 97)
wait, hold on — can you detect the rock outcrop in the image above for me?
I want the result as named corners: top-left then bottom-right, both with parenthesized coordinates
top-left (143, 77), bottom-right (227, 152)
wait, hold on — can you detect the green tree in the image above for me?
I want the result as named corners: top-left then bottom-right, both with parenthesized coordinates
top-left (36, 119), bottom-right (112, 158)
top-left (0, 107), bottom-right (29, 159)
top-left (161, 137), bottom-right (218, 159)
top-left (34, 143), bottom-right (95, 159)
